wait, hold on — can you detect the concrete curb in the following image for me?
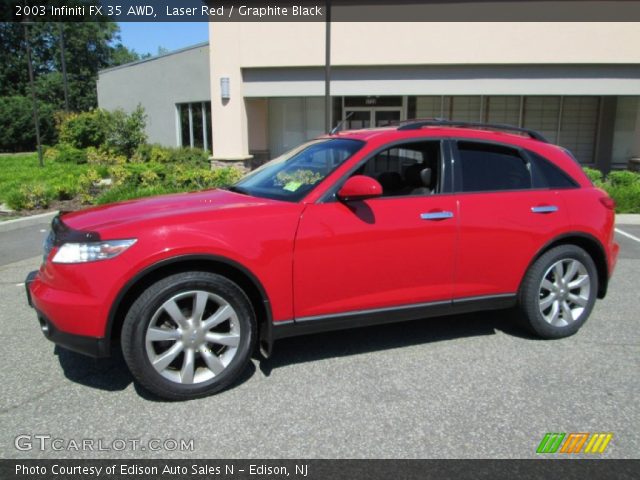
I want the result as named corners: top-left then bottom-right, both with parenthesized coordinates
top-left (616, 214), bottom-right (640, 226)
top-left (0, 211), bottom-right (58, 233)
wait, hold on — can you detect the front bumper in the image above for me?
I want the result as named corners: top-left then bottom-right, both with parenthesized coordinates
top-left (25, 271), bottom-right (111, 358)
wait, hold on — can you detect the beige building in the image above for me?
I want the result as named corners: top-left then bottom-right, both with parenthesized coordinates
top-left (97, 22), bottom-right (640, 172)
top-left (209, 22), bottom-right (640, 171)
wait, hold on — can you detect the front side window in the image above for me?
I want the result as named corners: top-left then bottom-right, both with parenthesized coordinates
top-left (232, 138), bottom-right (364, 202)
top-left (349, 141), bottom-right (442, 197)
top-left (457, 141), bottom-right (531, 192)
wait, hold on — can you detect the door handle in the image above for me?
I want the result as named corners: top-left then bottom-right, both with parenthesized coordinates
top-left (420, 211), bottom-right (454, 221)
top-left (531, 205), bottom-right (558, 214)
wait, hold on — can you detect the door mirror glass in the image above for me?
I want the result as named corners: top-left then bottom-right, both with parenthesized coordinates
top-left (337, 175), bottom-right (383, 201)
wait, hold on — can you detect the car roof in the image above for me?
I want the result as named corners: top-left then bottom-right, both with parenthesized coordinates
top-left (327, 125), bottom-right (544, 145)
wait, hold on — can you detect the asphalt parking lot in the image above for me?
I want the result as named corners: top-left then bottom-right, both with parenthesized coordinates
top-left (1, 219), bottom-right (639, 459)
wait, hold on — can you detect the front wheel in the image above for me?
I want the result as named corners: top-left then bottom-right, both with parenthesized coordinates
top-left (518, 245), bottom-right (598, 339)
top-left (121, 272), bottom-right (256, 400)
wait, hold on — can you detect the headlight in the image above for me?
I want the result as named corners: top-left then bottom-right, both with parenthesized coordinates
top-left (52, 239), bottom-right (137, 264)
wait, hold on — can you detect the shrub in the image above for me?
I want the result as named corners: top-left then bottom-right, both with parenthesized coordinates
top-left (104, 105), bottom-right (147, 157)
top-left (140, 169), bottom-right (160, 187)
top-left (44, 144), bottom-right (88, 164)
top-left (86, 146), bottom-right (126, 166)
top-left (56, 106), bottom-right (147, 157)
top-left (57, 109), bottom-right (112, 149)
top-left (76, 168), bottom-right (103, 204)
top-left (584, 167), bottom-right (640, 213)
top-left (108, 165), bottom-right (133, 187)
top-left (168, 147), bottom-right (209, 165)
top-left (51, 178), bottom-right (81, 200)
top-left (605, 183), bottom-right (640, 213)
top-left (95, 184), bottom-right (179, 205)
top-left (583, 167), bottom-right (603, 185)
top-left (5, 183), bottom-right (54, 210)
top-left (607, 170), bottom-right (639, 187)
top-left (130, 144), bottom-right (173, 163)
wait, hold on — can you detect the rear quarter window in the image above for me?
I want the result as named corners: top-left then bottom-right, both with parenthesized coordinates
top-left (528, 151), bottom-right (579, 189)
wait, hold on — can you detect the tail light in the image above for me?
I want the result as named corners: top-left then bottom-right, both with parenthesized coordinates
top-left (599, 196), bottom-right (616, 210)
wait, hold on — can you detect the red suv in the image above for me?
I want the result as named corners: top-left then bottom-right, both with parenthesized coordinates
top-left (26, 120), bottom-right (619, 400)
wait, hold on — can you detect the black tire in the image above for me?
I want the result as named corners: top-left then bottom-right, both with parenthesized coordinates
top-left (121, 272), bottom-right (256, 400)
top-left (518, 245), bottom-right (598, 339)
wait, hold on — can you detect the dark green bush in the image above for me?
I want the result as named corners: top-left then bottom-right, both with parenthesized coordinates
top-left (57, 109), bottom-right (112, 149)
top-left (56, 106), bottom-right (147, 156)
top-left (0, 96), bottom-right (57, 152)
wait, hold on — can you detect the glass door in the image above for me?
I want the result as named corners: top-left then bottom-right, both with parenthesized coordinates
top-left (344, 109), bottom-right (372, 129)
top-left (374, 109), bottom-right (402, 127)
top-left (344, 108), bottom-right (403, 129)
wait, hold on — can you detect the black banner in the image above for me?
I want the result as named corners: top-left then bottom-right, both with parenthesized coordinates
top-left (3, 0), bottom-right (640, 22)
top-left (2, 459), bottom-right (640, 480)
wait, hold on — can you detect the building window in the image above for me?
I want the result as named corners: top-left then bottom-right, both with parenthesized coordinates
top-left (413, 95), bottom-right (603, 165)
top-left (177, 102), bottom-right (212, 152)
top-left (612, 96), bottom-right (640, 167)
top-left (268, 97), bottom-right (324, 157)
top-left (523, 96), bottom-right (561, 144)
top-left (558, 96), bottom-right (600, 165)
top-left (484, 96), bottom-right (521, 125)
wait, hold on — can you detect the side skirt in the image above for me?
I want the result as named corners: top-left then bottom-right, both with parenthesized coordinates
top-left (272, 294), bottom-right (516, 340)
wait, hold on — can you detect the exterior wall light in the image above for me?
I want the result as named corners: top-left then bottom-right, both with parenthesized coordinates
top-left (220, 77), bottom-right (230, 100)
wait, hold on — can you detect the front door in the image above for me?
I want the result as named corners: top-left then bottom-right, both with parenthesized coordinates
top-left (293, 139), bottom-right (457, 319)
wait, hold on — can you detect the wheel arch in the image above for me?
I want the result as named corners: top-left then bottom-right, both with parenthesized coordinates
top-left (522, 232), bottom-right (609, 299)
top-left (107, 255), bottom-right (274, 357)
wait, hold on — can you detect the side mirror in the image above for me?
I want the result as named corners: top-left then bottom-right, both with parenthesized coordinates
top-left (337, 175), bottom-right (383, 202)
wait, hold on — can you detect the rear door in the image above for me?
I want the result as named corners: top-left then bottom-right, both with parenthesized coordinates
top-left (452, 140), bottom-right (569, 299)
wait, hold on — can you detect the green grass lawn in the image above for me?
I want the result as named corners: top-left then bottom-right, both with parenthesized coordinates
top-left (0, 153), bottom-right (91, 209)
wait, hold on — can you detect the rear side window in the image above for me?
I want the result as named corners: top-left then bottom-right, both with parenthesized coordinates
top-left (528, 151), bottom-right (578, 189)
top-left (457, 141), bottom-right (531, 192)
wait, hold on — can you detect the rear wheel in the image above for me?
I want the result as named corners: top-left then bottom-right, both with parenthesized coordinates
top-left (121, 272), bottom-right (256, 400)
top-left (519, 245), bottom-right (598, 339)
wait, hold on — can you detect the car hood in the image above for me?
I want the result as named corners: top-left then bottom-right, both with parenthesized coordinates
top-left (60, 189), bottom-right (278, 234)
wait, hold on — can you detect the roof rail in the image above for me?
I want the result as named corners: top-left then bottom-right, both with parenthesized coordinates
top-left (397, 119), bottom-right (549, 143)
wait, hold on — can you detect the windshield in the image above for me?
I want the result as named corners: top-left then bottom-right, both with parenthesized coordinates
top-left (231, 138), bottom-right (364, 202)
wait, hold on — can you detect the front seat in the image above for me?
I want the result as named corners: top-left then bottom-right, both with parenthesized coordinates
top-left (404, 164), bottom-right (433, 195)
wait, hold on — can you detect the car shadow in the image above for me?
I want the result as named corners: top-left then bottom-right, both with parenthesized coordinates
top-left (55, 345), bottom-right (133, 392)
top-left (55, 308), bottom-right (535, 398)
top-left (259, 308), bottom-right (536, 376)
top-left (54, 342), bottom-right (257, 402)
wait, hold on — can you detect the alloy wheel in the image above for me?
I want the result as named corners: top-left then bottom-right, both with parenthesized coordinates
top-left (145, 290), bottom-right (241, 384)
top-left (538, 258), bottom-right (591, 327)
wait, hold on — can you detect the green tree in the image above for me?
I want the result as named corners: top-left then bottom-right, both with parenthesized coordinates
top-left (0, 16), bottom-right (143, 151)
